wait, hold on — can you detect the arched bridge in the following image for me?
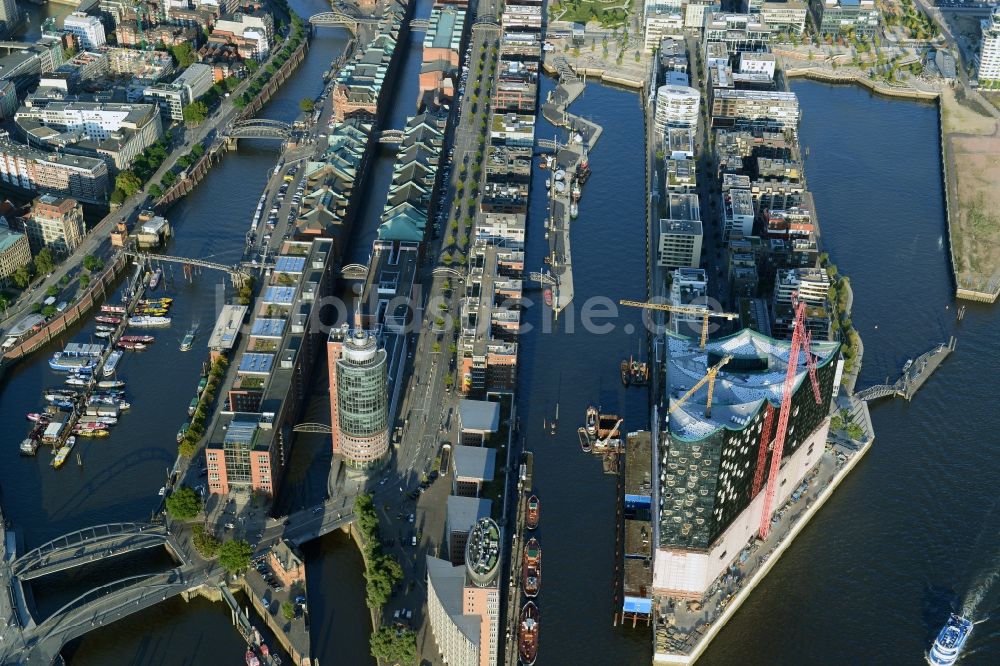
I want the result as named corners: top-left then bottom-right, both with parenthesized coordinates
top-left (340, 263), bottom-right (369, 279)
top-left (13, 523), bottom-right (169, 581)
top-left (309, 11), bottom-right (382, 27)
top-left (410, 19), bottom-right (430, 30)
top-left (378, 129), bottom-right (405, 144)
top-left (226, 118), bottom-right (293, 141)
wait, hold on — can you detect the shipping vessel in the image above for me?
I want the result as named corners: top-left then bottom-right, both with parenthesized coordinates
top-left (522, 538), bottom-right (541, 598)
top-left (927, 614), bottom-right (974, 666)
top-left (525, 495), bottom-right (539, 530)
top-left (180, 325), bottom-right (198, 351)
top-left (518, 602), bottom-right (539, 666)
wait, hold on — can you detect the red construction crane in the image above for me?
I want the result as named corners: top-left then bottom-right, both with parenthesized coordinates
top-left (757, 297), bottom-right (822, 540)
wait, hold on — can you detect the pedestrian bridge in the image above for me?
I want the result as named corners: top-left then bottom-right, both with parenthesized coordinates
top-left (378, 129), bottom-right (405, 144)
top-left (13, 523), bottom-right (170, 581)
top-left (340, 263), bottom-right (369, 279)
top-left (226, 118), bottom-right (293, 141)
top-left (309, 11), bottom-right (381, 27)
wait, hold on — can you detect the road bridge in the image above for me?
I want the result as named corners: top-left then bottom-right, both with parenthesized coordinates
top-left (123, 250), bottom-right (252, 288)
top-left (340, 263), bottom-right (369, 279)
top-left (13, 523), bottom-right (170, 582)
top-left (225, 119), bottom-right (294, 145)
top-left (378, 129), bottom-right (405, 144)
top-left (309, 11), bottom-right (381, 28)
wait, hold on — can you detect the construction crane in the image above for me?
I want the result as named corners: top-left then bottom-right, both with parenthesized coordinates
top-left (757, 298), bottom-right (823, 541)
top-left (595, 418), bottom-right (623, 448)
top-left (620, 299), bottom-right (739, 349)
top-left (666, 355), bottom-right (732, 419)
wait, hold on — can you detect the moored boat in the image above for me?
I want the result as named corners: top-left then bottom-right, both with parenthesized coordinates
top-left (149, 267), bottom-right (162, 289)
top-left (20, 438), bottom-right (39, 456)
top-left (928, 614), bottom-right (974, 666)
top-left (586, 406), bottom-right (598, 436)
top-left (49, 354), bottom-right (96, 372)
top-left (119, 335), bottom-right (154, 344)
top-left (100, 304), bottom-right (126, 314)
top-left (188, 396), bottom-right (198, 416)
top-left (96, 379), bottom-right (125, 389)
top-left (177, 422), bottom-right (190, 443)
top-left (525, 495), bottom-right (540, 530)
top-left (95, 315), bottom-right (121, 325)
top-left (65, 376), bottom-right (90, 387)
top-left (522, 538), bottom-right (541, 598)
top-left (620, 360), bottom-right (631, 387)
top-left (116, 341), bottom-right (147, 350)
top-left (569, 202), bottom-right (578, 218)
top-left (94, 331), bottom-right (112, 339)
top-left (103, 349), bottom-right (123, 377)
top-left (518, 602), bottom-right (539, 666)
top-left (543, 288), bottom-right (552, 307)
top-left (128, 315), bottom-right (171, 327)
top-left (52, 436), bottom-right (76, 469)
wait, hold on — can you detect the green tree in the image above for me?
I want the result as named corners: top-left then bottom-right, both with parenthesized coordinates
top-left (116, 171), bottom-right (142, 197)
top-left (846, 422), bottom-right (863, 440)
top-left (12, 265), bottom-right (32, 289)
top-left (35, 248), bottom-right (55, 275)
top-left (299, 97), bottom-right (315, 113)
top-left (281, 601), bottom-right (296, 620)
top-left (218, 539), bottom-right (253, 573)
top-left (42, 305), bottom-right (56, 317)
top-left (830, 414), bottom-right (843, 431)
top-left (110, 189), bottom-right (126, 205)
top-left (82, 254), bottom-right (103, 272)
top-left (171, 42), bottom-right (198, 68)
top-left (192, 524), bottom-right (220, 557)
top-left (46, 285), bottom-right (60, 298)
top-left (370, 627), bottom-right (417, 665)
top-left (183, 101), bottom-right (209, 125)
top-left (148, 183), bottom-right (163, 198)
top-left (165, 486), bottom-right (203, 519)
top-left (79, 275), bottom-right (90, 289)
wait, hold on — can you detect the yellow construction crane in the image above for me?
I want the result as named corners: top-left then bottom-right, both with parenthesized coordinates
top-left (620, 299), bottom-right (739, 349)
top-left (666, 355), bottom-right (732, 418)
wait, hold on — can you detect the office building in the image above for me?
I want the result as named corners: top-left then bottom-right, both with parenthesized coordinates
top-left (332, 30), bottom-right (400, 122)
top-left (427, 518), bottom-right (501, 666)
top-left (686, 0), bottom-right (721, 30)
top-left (106, 48), bottom-right (175, 80)
top-left (644, 12), bottom-right (685, 53)
top-left (0, 0), bottom-right (20, 38)
top-left (0, 132), bottom-right (109, 203)
top-left (979, 8), bottom-right (1000, 82)
top-left (204, 414), bottom-right (281, 497)
top-left (23, 195), bottom-right (85, 256)
top-left (668, 267), bottom-right (709, 336)
top-left (654, 85), bottom-right (700, 139)
top-left (704, 13), bottom-right (772, 52)
top-left (657, 218), bottom-right (703, 268)
top-left (759, 1), bottom-right (808, 34)
top-left (15, 100), bottom-right (163, 170)
top-left (809, 0), bottom-right (880, 36)
top-left (654, 329), bottom-right (839, 598)
top-left (327, 327), bottom-right (390, 469)
top-left (212, 10), bottom-right (275, 60)
top-left (771, 267), bottom-right (831, 339)
top-left (446, 495), bottom-right (492, 564)
top-left (710, 89), bottom-right (799, 129)
top-left (144, 64), bottom-right (215, 121)
top-left (721, 186), bottom-right (755, 240)
top-left (0, 80), bottom-right (16, 120)
top-left (0, 218), bottom-right (30, 288)
top-left (63, 12), bottom-right (107, 49)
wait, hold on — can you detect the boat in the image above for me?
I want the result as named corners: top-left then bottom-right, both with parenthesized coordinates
top-left (128, 315), bottom-right (171, 327)
top-left (149, 267), bottom-right (162, 289)
top-left (177, 422), bottom-right (190, 443)
top-left (120, 335), bottom-right (154, 344)
top-left (49, 354), bottom-right (96, 372)
top-left (157, 486), bottom-right (165, 497)
top-left (180, 325), bottom-right (198, 351)
top-left (522, 538), bottom-right (541, 598)
top-left (197, 377), bottom-right (208, 394)
top-left (43, 389), bottom-right (78, 402)
top-left (630, 358), bottom-right (649, 386)
top-left (52, 436), bottom-right (76, 469)
top-left (525, 495), bottom-right (540, 530)
top-left (94, 331), bottom-right (112, 339)
top-left (538, 155), bottom-right (550, 170)
top-left (576, 151), bottom-right (591, 184)
top-left (103, 350), bottom-right (123, 377)
top-left (518, 602), bottom-right (539, 666)
top-left (245, 648), bottom-right (260, 666)
top-left (26, 413), bottom-right (48, 423)
top-left (571, 182), bottom-right (581, 202)
top-left (554, 169), bottom-right (565, 181)
top-left (928, 614), bottom-right (974, 666)
top-left (188, 396), bottom-right (199, 416)
top-left (95, 315), bottom-right (121, 325)
top-left (545, 178), bottom-right (551, 189)
top-left (586, 406), bottom-right (598, 436)
top-left (140, 297), bottom-right (172, 305)
top-left (620, 360), bottom-right (631, 387)
top-left (94, 416), bottom-right (119, 425)
top-left (116, 341), bottom-right (147, 350)
top-left (74, 428), bottom-right (109, 438)
top-left (97, 380), bottom-right (125, 389)
top-left (20, 438), bottom-right (39, 456)
top-left (543, 288), bottom-right (553, 307)
top-left (77, 420), bottom-right (112, 430)
top-left (555, 180), bottom-right (566, 194)
top-left (100, 305), bottom-right (126, 314)
top-left (569, 202), bottom-right (578, 219)
top-left (65, 376), bottom-right (90, 387)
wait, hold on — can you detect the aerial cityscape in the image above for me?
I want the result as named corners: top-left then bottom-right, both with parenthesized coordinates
top-left (0, 0), bottom-right (996, 664)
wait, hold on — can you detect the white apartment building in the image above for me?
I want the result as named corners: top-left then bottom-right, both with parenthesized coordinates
top-left (721, 187), bottom-right (754, 240)
top-left (214, 12), bottom-right (275, 60)
top-left (979, 8), bottom-right (1000, 82)
top-left (645, 12), bottom-right (685, 53)
top-left (654, 85), bottom-right (700, 138)
top-left (685, 0), bottom-right (721, 30)
top-left (63, 12), bottom-right (106, 49)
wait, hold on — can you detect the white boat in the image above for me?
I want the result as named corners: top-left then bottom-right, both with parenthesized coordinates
top-left (97, 380), bottom-right (125, 389)
top-left (20, 438), bottom-right (39, 456)
top-left (554, 169), bottom-right (566, 181)
top-left (103, 350), bottom-right (123, 377)
top-left (158, 486), bottom-right (166, 497)
top-left (128, 315), bottom-right (171, 327)
top-left (65, 376), bottom-right (90, 387)
top-left (928, 614), bottom-right (974, 666)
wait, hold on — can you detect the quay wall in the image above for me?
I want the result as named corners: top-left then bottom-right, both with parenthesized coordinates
top-left (0, 252), bottom-right (128, 364)
top-left (540, 61), bottom-right (645, 90)
top-left (784, 67), bottom-right (940, 101)
top-left (653, 438), bottom-right (874, 665)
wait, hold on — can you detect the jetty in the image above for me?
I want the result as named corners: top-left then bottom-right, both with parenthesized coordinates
top-left (855, 337), bottom-right (956, 402)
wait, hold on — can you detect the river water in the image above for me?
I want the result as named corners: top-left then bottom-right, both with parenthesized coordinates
top-left (2, 6), bottom-right (998, 664)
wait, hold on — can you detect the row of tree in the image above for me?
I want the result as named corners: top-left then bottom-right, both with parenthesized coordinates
top-left (233, 14), bottom-right (307, 111)
top-left (178, 356), bottom-right (229, 457)
top-left (353, 494), bottom-right (416, 664)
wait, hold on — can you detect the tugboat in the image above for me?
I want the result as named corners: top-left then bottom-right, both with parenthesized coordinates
top-left (620, 359), bottom-right (631, 387)
top-left (518, 602), bottom-right (539, 666)
top-left (928, 614), bottom-right (974, 666)
top-left (585, 406), bottom-right (598, 436)
top-left (522, 538), bottom-right (541, 598)
top-left (525, 495), bottom-right (540, 530)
